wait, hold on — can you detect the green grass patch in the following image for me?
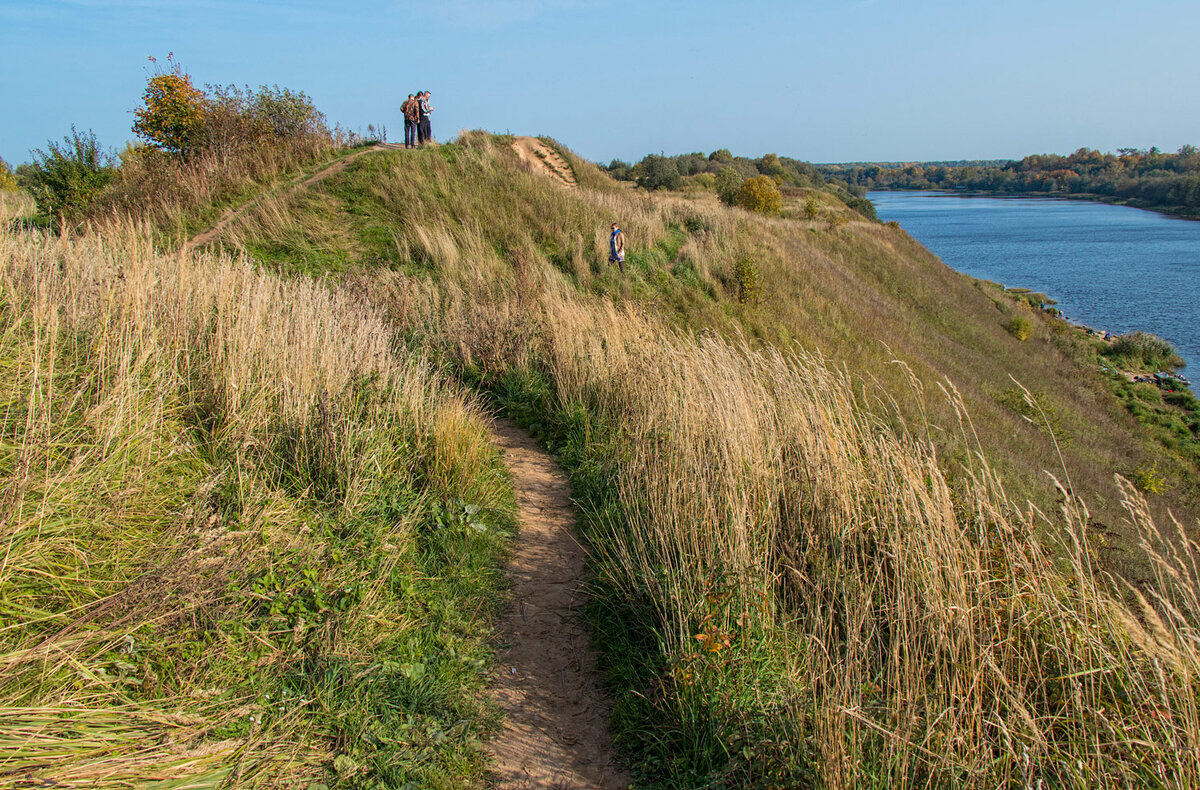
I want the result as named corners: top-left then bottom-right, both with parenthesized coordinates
top-left (1, 226), bottom-right (516, 788)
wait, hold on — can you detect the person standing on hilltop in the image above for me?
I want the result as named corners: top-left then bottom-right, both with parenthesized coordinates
top-left (609, 222), bottom-right (626, 274)
top-left (401, 93), bottom-right (420, 149)
top-left (418, 91), bottom-right (434, 145)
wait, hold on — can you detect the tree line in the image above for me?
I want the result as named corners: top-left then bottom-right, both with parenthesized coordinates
top-left (605, 149), bottom-right (879, 220)
top-left (819, 146), bottom-right (1200, 217)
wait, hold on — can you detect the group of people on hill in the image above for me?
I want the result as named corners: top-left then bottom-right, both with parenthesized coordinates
top-left (398, 93), bottom-right (627, 272)
top-left (401, 92), bottom-right (434, 148)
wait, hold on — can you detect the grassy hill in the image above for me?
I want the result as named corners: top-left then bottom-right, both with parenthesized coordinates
top-left (216, 133), bottom-right (1195, 545)
top-left (4, 129), bottom-right (1200, 788)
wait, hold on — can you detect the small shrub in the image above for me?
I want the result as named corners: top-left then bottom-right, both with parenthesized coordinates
top-left (689, 172), bottom-right (716, 191)
top-left (736, 175), bottom-right (782, 215)
top-left (1102, 331), bottom-right (1184, 371)
top-left (26, 126), bottom-right (117, 229)
top-left (250, 85), bottom-right (326, 140)
top-left (1006, 315), bottom-right (1034, 341)
top-left (715, 166), bottom-right (744, 206)
top-left (844, 194), bottom-right (878, 221)
top-left (803, 194), bottom-right (820, 220)
top-left (885, 219), bottom-right (900, 229)
top-left (200, 83), bottom-right (328, 155)
top-left (733, 255), bottom-right (761, 305)
top-left (1007, 288), bottom-right (1057, 310)
top-left (1131, 461), bottom-right (1170, 495)
top-left (0, 156), bottom-right (17, 191)
top-left (826, 212), bottom-right (850, 231)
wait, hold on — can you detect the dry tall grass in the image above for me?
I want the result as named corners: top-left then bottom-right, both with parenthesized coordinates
top-left (0, 218), bottom-right (507, 785)
top-left (373, 254), bottom-right (1200, 786)
top-left (144, 130), bottom-right (1200, 786)
top-left (94, 133), bottom-right (342, 242)
top-left (0, 190), bottom-right (35, 222)
top-left (307, 135), bottom-right (1188, 547)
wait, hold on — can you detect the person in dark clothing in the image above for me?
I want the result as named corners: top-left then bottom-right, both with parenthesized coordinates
top-left (418, 91), bottom-right (434, 145)
top-left (401, 94), bottom-right (419, 148)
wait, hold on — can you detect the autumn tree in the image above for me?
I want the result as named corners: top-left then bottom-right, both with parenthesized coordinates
top-left (757, 153), bottom-right (786, 178)
top-left (736, 175), bottom-right (782, 215)
top-left (132, 54), bottom-right (209, 155)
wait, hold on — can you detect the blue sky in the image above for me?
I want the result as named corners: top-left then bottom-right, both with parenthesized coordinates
top-left (3, 0), bottom-right (1199, 167)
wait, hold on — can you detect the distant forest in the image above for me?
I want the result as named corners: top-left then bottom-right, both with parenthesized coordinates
top-left (819, 146), bottom-right (1200, 217)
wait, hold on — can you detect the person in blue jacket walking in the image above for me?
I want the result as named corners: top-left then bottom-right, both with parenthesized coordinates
top-left (609, 222), bottom-right (625, 274)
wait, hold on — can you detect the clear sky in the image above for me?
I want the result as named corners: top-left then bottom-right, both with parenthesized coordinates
top-left (3, 0), bottom-right (1199, 168)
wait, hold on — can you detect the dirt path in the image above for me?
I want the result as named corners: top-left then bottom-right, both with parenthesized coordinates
top-left (182, 150), bottom-right (623, 786)
top-left (185, 143), bottom-right (403, 251)
top-left (489, 418), bottom-right (629, 789)
top-left (511, 137), bottom-right (578, 188)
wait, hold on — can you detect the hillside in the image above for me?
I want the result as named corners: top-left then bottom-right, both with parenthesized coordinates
top-left (4, 130), bottom-right (1200, 788)
top-left (207, 133), bottom-right (1196, 546)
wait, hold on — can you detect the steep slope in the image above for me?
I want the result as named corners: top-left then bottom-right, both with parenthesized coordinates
top-left (212, 132), bottom-right (1194, 543)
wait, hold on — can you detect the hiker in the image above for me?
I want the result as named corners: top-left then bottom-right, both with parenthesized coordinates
top-left (401, 93), bottom-right (419, 148)
top-left (609, 222), bottom-right (626, 273)
top-left (418, 91), bottom-right (434, 145)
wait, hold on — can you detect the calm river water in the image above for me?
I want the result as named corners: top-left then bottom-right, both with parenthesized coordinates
top-left (869, 191), bottom-right (1200, 371)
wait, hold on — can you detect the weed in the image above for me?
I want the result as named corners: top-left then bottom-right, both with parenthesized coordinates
top-left (732, 255), bottom-right (761, 305)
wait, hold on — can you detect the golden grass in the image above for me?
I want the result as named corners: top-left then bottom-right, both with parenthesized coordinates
top-left (94, 134), bottom-right (341, 243)
top-left (110, 130), bottom-right (1200, 785)
top-left (396, 277), bottom-right (1200, 785)
top-left (0, 190), bottom-right (35, 223)
top-left (0, 216), bottom-right (505, 785)
top-left (320, 137), bottom-right (1200, 783)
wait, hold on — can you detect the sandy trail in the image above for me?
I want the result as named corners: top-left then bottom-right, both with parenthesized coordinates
top-left (489, 418), bottom-right (628, 789)
top-left (511, 137), bottom-right (578, 188)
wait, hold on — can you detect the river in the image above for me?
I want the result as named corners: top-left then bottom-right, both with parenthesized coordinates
top-left (868, 191), bottom-right (1200, 371)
